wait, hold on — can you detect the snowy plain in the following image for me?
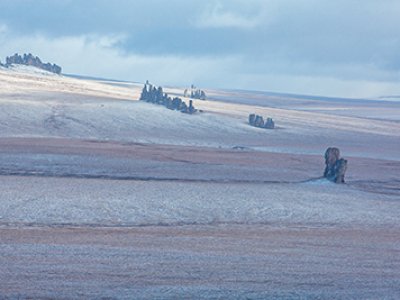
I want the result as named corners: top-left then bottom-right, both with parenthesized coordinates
top-left (0, 65), bottom-right (399, 299)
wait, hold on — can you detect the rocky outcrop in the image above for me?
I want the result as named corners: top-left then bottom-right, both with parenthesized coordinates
top-left (140, 82), bottom-right (197, 114)
top-left (248, 114), bottom-right (275, 129)
top-left (265, 118), bottom-right (275, 129)
top-left (5, 53), bottom-right (62, 74)
top-left (184, 84), bottom-right (206, 100)
top-left (324, 147), bottom-right (348, 183)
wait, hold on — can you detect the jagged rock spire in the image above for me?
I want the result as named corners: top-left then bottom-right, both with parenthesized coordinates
top-left (4, 53), bottom-right (62, 74)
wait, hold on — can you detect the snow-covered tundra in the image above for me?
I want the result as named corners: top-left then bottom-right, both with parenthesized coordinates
top-left (0, 65), bottom-right (399, 299)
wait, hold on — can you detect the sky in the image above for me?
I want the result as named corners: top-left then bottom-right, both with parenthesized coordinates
top-left (1, 0), bottom-right (400, 98)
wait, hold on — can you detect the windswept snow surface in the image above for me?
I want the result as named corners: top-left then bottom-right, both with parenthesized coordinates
top-left (0, 66), bottom-right (400, 298)
top-left (0, 176), bottom-right (398, 228)
top-left (0, 66), bottom-right (399, 159)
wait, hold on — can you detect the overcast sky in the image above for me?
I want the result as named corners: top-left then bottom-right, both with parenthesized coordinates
top-left (1, 0), bottom-right (400, 98)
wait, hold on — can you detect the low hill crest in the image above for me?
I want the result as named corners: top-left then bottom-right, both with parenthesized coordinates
top-left (1, 53), bottom-right (62, 74)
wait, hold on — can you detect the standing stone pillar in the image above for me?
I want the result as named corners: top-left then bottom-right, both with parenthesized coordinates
top-left (324, 147), bottom-right (347, 183)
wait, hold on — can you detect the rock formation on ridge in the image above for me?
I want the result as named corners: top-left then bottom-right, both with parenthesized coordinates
top-left (4, 53), bottom-right (62, 74)
top-left (248, 114), bottom-right (275, 129)
top-left (140, 82), bottom-right (197, 114)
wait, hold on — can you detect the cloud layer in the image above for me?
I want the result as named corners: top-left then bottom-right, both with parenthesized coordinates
top-left (1, 0), bottom-right (400, 98)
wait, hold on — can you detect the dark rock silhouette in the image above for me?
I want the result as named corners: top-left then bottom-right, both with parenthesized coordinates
top-left (140, 82), bottom-right (197, 114)
top-left (248, 114), bottom-right (275, 129)
top-left (265, 118), bottom-right (275, 129)
top-left (334, 158), bottom-right (348, 183)
top-left (254, 115), bottom-right (264, 127)
top-left (188, 100), bottom-right (195, 114)
top-left (4, 53), bottom-right (62, 74)
top-left (324, 147), bottom-right (347, 183)
top-left (324, 147), bottom-right (340, 178)
top-left (191, 89), bottom-right (206, 100)
top-left (249, 114), bottom-right (256, 126)
top-left (184, 84), bottom-right (207, 100)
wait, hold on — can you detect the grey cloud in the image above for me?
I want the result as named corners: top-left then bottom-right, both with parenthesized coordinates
top-left (1, 0), bottom-right (400, 97)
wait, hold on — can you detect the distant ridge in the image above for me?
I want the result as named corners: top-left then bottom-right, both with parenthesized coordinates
top-left (1, 53), bottom-right (62, 74)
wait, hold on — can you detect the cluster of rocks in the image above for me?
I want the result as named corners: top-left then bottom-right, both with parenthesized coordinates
top-left (140, 82), bottom-right (197, 114)
top-left (248, 114), bottom-right (275, 129)
top-left (3, 53), bottom-right (62, 74)
top-left (324, 147), bottom-right (348, 183)
top-left (184, 85), bottom-right (206, 100)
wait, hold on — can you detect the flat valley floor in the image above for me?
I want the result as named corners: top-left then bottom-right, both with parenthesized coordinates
top-left (2, 223), bottom-right (400, 299)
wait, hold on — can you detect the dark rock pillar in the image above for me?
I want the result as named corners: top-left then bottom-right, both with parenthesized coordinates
top-left (249, 114), bottom-right (256, 126)
top-left (333, 158), bottom-right (348, 183)
top-left (324, 147), bottom-right (347, 183)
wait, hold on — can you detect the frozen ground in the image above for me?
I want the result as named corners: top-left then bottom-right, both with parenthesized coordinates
top-left (0, 66), bottom-right (399, 299)
top-left (1, 66), bottom-right (399, 160)
top-left (2, 225), bottom-right (399, 299)
top-left (0, 175), bottom-right (399, 228)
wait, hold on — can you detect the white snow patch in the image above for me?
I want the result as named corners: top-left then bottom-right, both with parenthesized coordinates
top-left (0, 176), bottom-right (398, 228)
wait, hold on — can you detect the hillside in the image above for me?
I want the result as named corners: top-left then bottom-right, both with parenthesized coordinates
top-left (0, 65), bottom-right (399, 299)
top-left (0, 64), bottom-right (398, 210)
